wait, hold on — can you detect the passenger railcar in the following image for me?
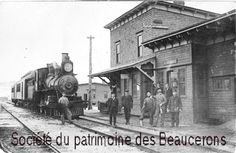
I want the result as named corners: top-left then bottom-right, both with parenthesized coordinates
top-left (11, 53), bottom-right (87, 118)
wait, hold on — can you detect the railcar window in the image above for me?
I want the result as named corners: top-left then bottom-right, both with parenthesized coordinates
top-left (16, 84), bottom-right (20, 92)
top-left (11, 87), bottom-right (15, 92)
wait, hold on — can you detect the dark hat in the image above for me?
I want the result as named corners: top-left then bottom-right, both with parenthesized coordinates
top-left (125, 89), bottom-right (129, 92)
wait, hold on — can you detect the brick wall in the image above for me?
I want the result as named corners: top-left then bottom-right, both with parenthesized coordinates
top-left (207, 40), bottom-right (235, 121)
top-left (110, 8), bottom-right (205, 67)
top-left (154, 44), bottom-right (194, 124)
top-left (192, 44), bottom-right (209, 123)
top-left (155, 44), bottom-right (192, 68)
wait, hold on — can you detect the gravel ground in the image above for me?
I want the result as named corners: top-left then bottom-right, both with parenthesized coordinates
top-left (1, 103), bottom-right (146, 153)
top-left (1, 102), bottom-right (234, 153)
top-left (0, 108), bottom-right (54, 153)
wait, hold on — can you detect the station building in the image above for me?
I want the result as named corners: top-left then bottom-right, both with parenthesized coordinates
top-left (91, 0), bottom-right (235, 124)
top-left (77, 82), bottom-right (110, 106)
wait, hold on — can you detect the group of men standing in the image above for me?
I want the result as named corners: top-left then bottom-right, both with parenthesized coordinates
top-left (140, 84), bottom-right (182, 127)
top-left (106, 83), bottom-right (182, 128)
top-left (106, 90), bottom-right (132, 127)
top-left (57, 83), bottom-right (182, 127)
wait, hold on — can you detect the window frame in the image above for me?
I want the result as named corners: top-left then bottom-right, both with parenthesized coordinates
top-left (115, 41), bottom-right (121, 64)
top-left (212, 77), bottom-right (231, 91)
top-left (11, 87), bottom-right (15, 93)
top-left (16, 84), bottom-right (20, 92)
top-left (104, 91), bottom-right (108, 99)
top-left (178, 68), bottom-right (186, 96)
top-left (132, 73), bottom-right (138, 97)
top-left (137, 33), bottom-right (143, 57)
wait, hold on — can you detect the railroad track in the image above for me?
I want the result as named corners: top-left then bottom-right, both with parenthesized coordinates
top-left (3, 101), bottom-right (234, 153)
top-left (71, 119), bottom-right (160, 153)
top-left (3, 102), bottom-right (158, 153)
top-left (0, 105), bottom-right (61, 153)
top-left (79, 115), bottom-right (233, 153)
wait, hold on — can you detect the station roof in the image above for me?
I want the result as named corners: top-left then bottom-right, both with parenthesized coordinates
top-left (90, 55), bottom-right (155, 77)
top-left (143, 9), bottom-right (236, 47)
top-left (104, 0), bottom-right (219, 29)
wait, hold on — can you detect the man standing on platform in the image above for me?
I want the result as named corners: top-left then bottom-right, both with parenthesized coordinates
top-left (121, 89), bottom-right (133, 125)
top-left (139, 91), bottom-right (156, 126)
top-left (153, 88), bottom-right (166, 127)
top-left (107, 92), bottom-right (119, 127)
top-left (167, 90), bottom-right (182, 127)
top-left (164, 83), bottom-right (173, 112)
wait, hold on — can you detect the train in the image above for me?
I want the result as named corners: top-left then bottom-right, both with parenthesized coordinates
top-left (11, 53), bottom-right (87, 118)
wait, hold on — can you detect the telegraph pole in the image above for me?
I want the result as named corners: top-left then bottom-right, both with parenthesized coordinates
top-left (87, 35), bottom-right (94, 110)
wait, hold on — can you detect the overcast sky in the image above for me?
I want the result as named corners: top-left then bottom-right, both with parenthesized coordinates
top-left (0, 1), bottom-right (235, 85)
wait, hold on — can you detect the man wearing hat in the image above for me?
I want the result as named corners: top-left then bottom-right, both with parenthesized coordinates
top-left (107, 92), bottom-right (119, 127)
top-left (121, 89), bottom-right (133, 125)
top-left (58, 93), bottom-right (72, 125)
top-left (153, 88), bottom-right (166, 127)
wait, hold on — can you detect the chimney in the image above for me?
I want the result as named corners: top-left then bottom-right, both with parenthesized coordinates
top-left (173, 1), bottom-right (185, 6)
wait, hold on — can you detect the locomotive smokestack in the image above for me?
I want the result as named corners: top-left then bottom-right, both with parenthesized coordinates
top-left (62, 53), bottom-right (69, 62)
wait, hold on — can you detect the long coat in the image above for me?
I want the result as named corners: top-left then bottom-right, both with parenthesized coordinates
top-left (164, 88), bottom-right (173, 101)
top-left (121, 95), bottom-right (133, 110)
top-left (154, 93), bottom-right (166, 114)
top-left (107, 98), bottom-right (119, 114)
top-left (168, 96), bottom-right (182, 112)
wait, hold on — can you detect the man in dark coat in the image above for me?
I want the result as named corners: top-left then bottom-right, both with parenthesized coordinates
top-left (164, 83), bottom-right (173, 112)
top-left (58, 93), bottom-right (72, 125)
top-left (167, 90), bottom-right (182, 127)
top-left (107, 92), bottom-right (119, 127)
top-left (121, 89), bottom-right (133, 125)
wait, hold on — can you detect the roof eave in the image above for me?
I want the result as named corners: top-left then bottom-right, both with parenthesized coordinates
top-left (143, 9), bottom-right (236, 47)
top-left (104, 0), bottom-right (220, 30)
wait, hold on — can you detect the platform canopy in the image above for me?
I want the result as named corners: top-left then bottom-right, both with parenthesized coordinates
top-left (90, 55), bottom-right (156, 84)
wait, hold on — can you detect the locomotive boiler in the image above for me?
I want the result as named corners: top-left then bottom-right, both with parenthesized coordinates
top-left (11, 53), bottom-right (87, 117)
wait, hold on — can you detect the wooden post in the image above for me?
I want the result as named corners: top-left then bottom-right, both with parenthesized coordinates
top-left (87, 35), bottom-right (94, 110)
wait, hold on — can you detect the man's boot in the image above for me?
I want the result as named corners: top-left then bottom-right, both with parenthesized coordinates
top-left (61, 115), bottom-right (65, 125)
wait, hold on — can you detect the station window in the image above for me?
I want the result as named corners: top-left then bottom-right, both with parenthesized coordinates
top-left (137, 33), bottom-right (143, 57)
top-left (212, 77), bottom-right (231, 90)
top-left (104, 91), bottom-right (108, 99)
top-left (132, 74), bottom-right (138, 96)
top-left (124, 79), bottom-right (128, 92)
top-left (115, 42), bottom-right (121, 64)
top-left (156, 71), bottom-right (164, 90)
top-left (178, 68), bottom-right (186, 95)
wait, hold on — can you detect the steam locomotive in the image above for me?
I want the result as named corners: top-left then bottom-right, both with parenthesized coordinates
top-left (11, 53), bottom-right (87, 117)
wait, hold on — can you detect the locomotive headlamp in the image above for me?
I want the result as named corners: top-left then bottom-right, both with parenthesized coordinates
top-left (64, 63), bottom-right (73, 72)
